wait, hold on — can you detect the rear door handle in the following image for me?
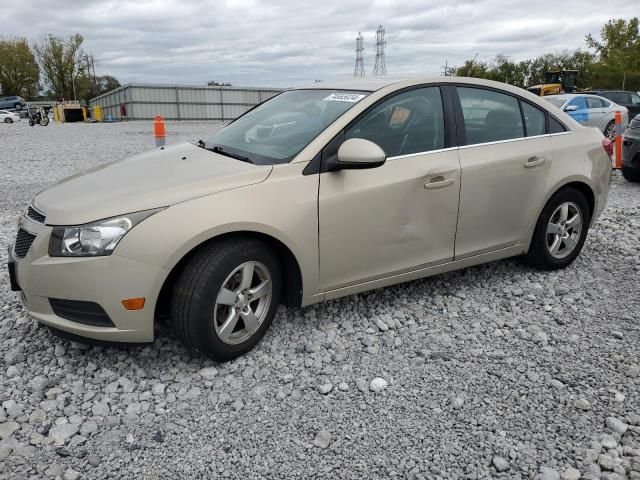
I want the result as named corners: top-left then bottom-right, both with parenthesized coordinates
top-left (424, 177), bottom-right (454, 189)
top-left (524, 157), bottom-right (546, 168)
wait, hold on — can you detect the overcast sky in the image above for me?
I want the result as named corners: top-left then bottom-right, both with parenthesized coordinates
top-left (2, 0), bottom-right (637, 88)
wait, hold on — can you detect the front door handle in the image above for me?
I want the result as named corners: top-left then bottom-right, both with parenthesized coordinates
top-left (424, 177), bottom-right (454, 189)
top-left (524, 157), bottom-right (546, 168)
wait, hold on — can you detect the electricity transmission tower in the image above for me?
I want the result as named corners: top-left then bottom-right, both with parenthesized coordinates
top-left (372, 25), bottom-right (387, 76)
top-left (354, 32), bottom-right (365, 77)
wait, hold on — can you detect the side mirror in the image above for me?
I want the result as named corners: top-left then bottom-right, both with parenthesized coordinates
top-left (564, 104), bottom-right (578, 112)
top-left (329, 138), bottom-right (386, 171)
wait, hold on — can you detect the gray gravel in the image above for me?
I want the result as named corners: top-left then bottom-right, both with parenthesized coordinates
top-left (1, 120), bottom-right (639, 479)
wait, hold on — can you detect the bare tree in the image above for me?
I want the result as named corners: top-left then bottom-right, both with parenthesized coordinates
top-left (34, 33), bottom-right (87, 101)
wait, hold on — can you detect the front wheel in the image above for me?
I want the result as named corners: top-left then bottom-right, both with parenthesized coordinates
top-left (524, 188), bottom-right (591, 270)
top-left (14, 103), bottom-right (22, 111)
top-left (4, 118), bottom-right (12, 124)
top-left (40, 116), bottom-right (49, 126)
top-left (28, 118), bottom-right (34, 126)
top-left (171, 238), bottom-right (282, 361)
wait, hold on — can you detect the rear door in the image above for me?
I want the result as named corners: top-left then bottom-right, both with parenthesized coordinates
top-left (585, 96), bottom-right (611, 132)
top-left (454, 86), bottom-right (553, 258)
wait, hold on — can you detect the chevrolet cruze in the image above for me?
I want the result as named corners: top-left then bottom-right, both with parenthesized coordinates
top-left (7, 77), bottom-right (612, 361)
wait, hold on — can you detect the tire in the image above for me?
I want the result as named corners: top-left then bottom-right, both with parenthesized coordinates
top-left (40, 116), bottom-right (49, 126)
top-left (622, 166), bottom-right (640, 182)
top-left (524, 187), bottom-right (591, 270)
top-left (4, 118), bottom-right (12, 124)
top-left (604, 120), bottom-right (615, 140)
top-left (171, 238), bottom-right (282, 361)
top-left (14, 103), bottom-right (22, 110)
top-left (28, 118), bottom-right (34, 127)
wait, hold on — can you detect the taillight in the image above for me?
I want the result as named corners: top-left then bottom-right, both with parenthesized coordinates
top-left (602, 137), bottom-right (613, 158)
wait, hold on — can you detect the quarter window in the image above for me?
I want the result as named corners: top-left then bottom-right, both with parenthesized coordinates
top-left (549, 117), bottom-right (566, 133)
top-left (345, 87), bottom-right (444, 157)
top-left (457, 87), bottom-right (524, 144)
top-left (521, 102), bottom-right (546, 136)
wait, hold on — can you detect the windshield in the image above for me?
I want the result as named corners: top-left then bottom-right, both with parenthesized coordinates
top-left (545, 96), bottom-right (567, 108)
top-left (206, 89), bottom-right (369, 165)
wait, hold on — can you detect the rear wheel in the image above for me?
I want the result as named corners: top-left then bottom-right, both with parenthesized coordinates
top-left (4, 118), bottom-right (12, 124)
top-left (622, 166), bottom-right (640, 182)
top-left (40, 116), bottom-right (49, 126)
top-left (171, 238), bottom-right (282, 361)
top-left (604, 120), bottom-right (615, 140)
top-left (525, 188), bottom-right (591, 270)
top-left (14, 103), bottom-right (22, 110)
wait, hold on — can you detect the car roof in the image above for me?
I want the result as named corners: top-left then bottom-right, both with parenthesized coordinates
top-left (547, 93), bottom-right (611, 101)
top-left (292, 76), bottom-right (536, 93)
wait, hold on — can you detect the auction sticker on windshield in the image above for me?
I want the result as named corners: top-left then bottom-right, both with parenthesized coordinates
top-left (323, 93), bottom-right (367, 102)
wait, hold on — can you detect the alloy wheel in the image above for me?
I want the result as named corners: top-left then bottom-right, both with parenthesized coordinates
top-left (213, 261), bottom-right (272, 345)
top-left (546, 202), bottom-right (583, 259)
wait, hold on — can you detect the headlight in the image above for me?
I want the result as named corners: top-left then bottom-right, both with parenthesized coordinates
top-left (49, 209), bottom-right (163, 257)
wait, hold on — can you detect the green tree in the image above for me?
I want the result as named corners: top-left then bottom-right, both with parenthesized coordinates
top-left (0, 37), bottom-right (40, 98)
top-left (34, 33), bottom-right (87, 101)
top-left (586, 17), bottom-right (640, 89)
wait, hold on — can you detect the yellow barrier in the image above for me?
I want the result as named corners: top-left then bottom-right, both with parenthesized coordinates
top-left (93, 106), bottom-right (103, 122)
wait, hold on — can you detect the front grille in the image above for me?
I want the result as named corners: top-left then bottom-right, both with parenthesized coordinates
top-left (49, 299), bottom-right (115, 327)
top-left (26, 205), bottom-right (46, 223)
top-left (14, 228), bottom-right (36, 259)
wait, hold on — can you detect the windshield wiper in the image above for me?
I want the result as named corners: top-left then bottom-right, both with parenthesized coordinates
top-left (208, 144), bottom-right (253, 164)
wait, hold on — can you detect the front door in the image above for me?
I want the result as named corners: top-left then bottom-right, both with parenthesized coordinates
top-left (318, 86), bottom-right (461, 291)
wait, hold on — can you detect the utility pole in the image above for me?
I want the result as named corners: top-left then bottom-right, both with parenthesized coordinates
top-left (354, 32), bottom-right (365, 77)
top-left (441, 60), bottom-right (449, 76)
top-left (372, 25), bottom-right (387, 76)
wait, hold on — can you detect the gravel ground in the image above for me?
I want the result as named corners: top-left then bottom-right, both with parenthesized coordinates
top-left (1, 120), bottom-right (639, 480)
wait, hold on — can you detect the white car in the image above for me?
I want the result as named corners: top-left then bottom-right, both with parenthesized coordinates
top-left (544, 94), bottom-right (628, 139)
top-left (0, 110), bottom-right (20, 123)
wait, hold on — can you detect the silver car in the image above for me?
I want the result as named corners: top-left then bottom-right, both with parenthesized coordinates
top-left (545, 93), bottom-right (628, 139)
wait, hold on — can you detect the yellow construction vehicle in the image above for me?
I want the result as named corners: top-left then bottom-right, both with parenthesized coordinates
top-left (527, 70), bottom-right (578, 96)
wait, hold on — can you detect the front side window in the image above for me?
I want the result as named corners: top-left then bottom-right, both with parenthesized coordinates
top-left (568, 96), bottom-right (588, 111)
top-left (206, 89), bottom-right (369, 165)
top-left (522, 102), bottom-right (546, 136)
top-left (458, 87), bottom-right (524, 144)
top-left (345, 87), bottom-right (445, 157)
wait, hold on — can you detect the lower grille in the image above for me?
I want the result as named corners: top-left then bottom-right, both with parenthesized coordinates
top-left (49, 299), bottom-right (115, 327)
top-left (14, 229), bottom-right (36, 258)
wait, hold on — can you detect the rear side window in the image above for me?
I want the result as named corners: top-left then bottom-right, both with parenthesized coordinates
top-left (586, 97), bottom-right (606, 109)
top-left (345, 87), bottom-right (445, 157)
top-left (457, 87), bottom-right (524, 144)
top-left (521, 102), bottom-right (546, 136)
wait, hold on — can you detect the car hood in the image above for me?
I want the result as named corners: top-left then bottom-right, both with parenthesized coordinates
top-left (34, 142), bottom-right (272, 225)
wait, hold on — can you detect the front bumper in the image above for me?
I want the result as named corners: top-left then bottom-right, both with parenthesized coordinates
top-left (7, 219), bottom-right (168, 343)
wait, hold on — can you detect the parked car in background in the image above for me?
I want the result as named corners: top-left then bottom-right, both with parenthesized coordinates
top-left (8, 77), bottom-right (612, 361)
top-left (590, 90), bottom-right (640, 120)
top-left (545, 94), bottom-right (628, 139)
top-left (622, 114), bottom-right (640, 182)
top-left (0, 110), bottom-right (21, 123)
top-left (0, 96), bottom-right (26, 110)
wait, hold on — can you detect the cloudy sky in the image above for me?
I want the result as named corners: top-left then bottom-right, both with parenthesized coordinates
top-left (2, 0), bottom-right (637, 88)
